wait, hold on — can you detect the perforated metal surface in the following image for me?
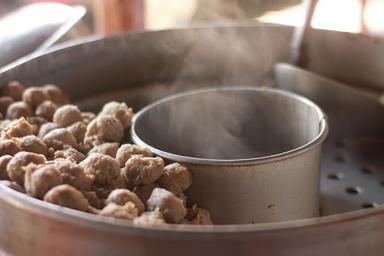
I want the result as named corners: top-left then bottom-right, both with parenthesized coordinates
top-left (275, 63), bottom-right (384, 216)
top-left (320, 137), bottom-right (384, 215)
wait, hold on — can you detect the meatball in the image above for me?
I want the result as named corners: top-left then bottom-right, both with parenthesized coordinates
top-left (80, 154), bottom-right (120, 186)
top-left (67, 121), bottom-right (86, 143)
top-left (7, 151), bottom-right (46, 186)
top-left (53, 159), bottom-right (91, 191)
top-left (84, 116), bottom-right (124, 145)
top-left (6, 101), bottom-right (33, 119)
top-left (181, 205), bottom-right (213, 225)
top-left (81, 190), bottom-right (103, 209)
top-left (22, 87), bottom-right (49, 109)
top-left (115, 144), bottom-right (153, 167)
top-left (0, 140), bottom-right (21, 156)
top-left (178, 192), bottom-right (187, 207)
top-left (43, 128), bottom-right (77, 150)
top-left (81, 112), bottom-right (96, 125)
top-left (106, 189), bottom-right (144, 214)
top-left (0, 180), bottom-right (25, 193)
top-left (92, 174), bottom-right (125, 199)
top-left (159, 163), bottom-right (192, 195)
top-left (26, 116), bottom-right (48, 135)
top-left (44, 184), bottom-right (89, 211)
top-left (0, 120), bottom-right (11, 132)
top-left (122, 156), bottom-right (164, 186)
top-left (99, 101), bottom-right (133, 129)
top-left (38, 122), bottom-right (58, 138)
top-left (99, 202), bottom-right (138, 220)
top-left (0, 155), bottom-right (12, 180)
top-left (3, 117), bottom-right (34, 138)
top-left (53, 105), bottom-right (83, 127)
top-left (2, 81), bottom-right (25, 101)
top-left (133, 210), bottom-right (165, 226)
top-left (146, 188), bottom-right (186, 223)
top-left (42, 84), bottom-right (69, 106)
top-left (24, 164), bottom-right (63, 199)
top-left (35, 100), bottom-right (57, 121)
top-left (88, 142), bottom-right (119, 157)
top-left (77, 142), bottom-right (92, 155)
top-left (54, 146), bottom-right (85, 163)
top-left (133, 183), bottom-right (158, 203)
top-left (0, 96), bottom-right (14, 115)
top-left (17, 135), bottom-right (48, 156)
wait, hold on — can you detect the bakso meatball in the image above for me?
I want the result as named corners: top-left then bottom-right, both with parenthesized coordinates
top-left (54, 146), bottom-right (85, 163)
top-left (6, 151), bottom-right (46, 186)
top-left (17, 135), bottom-right (48, 156)
top-left (43, 184), bottom-right (89, 211)
top-left (43, 128), bottom-right (77, 150)
top-left (92, 174), bottom-right (125, 199)
top-left (99, 101), bottom-right (133, 129)
top-left (42, 84), bottom-right (69, 106)
top-left (122, 156), bottom-right (164, 186)
top-left (53, 159), bottom-right (91, 191)
top-left (2, 81), bottom-right (25, 101)
top-left (106, 189), bottom-right (144, 214)
top-left (0, 120), bottom-right (11, 132)
top-left (22, 87), bottom-right (49, 109)
top-left (115, 144), bottom-right (153, 167)
top-left (3, 117), bottom-right (34, 138)
top-left (0, 97), bottom-right (14, 115)
top-left (159, 163), bottom-right (192, 195)
top-left (35, 100), bottom-right (57, 121)
top-left (53, 105), bottom-right (82, 127)
top-left (0, 155), bottom-right (12, 180)
top-left (24, 163), bottom-right (63, 199)
top-left (99, 202), bottom-right (138, 220)
top-left (133, 183), bottom-right (158, 203)
top-left (6, 102), bottom-right (33, 119)
top-left (26, 116), bottom-right (48, 135)
top-left (0, 140), bottom-right (21, 156)
top-left (181, 205), bottom-right (213, 225)
top-left (67, 121), bottom-right (86, 143)
top-left (133, 210), bottom-right (165, 226)
top-left (84, 116), bottom-right (124, 145)
top-left (88, 142), bottom-right (119, 157)
top-left (146, 188), bottom-right (186, 223)
top-left (79, 153), bottom-right (120, 186)
top-left (81, 112), bottom-right (96, 125)
top-left (0, 180), bottom-right (25, 193)
top-left (81, 190), bottom-right (103, 209)
top-left (38, 122), bottom-right (58, 138)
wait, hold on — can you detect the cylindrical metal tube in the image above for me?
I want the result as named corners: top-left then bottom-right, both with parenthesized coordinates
top-left (132, 87), bottom-right (328, 224)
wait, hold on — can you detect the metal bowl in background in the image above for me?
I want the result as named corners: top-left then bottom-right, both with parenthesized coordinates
top-left (0, 3), bottom-right (88, 71)
top-left (132, 87), bottom-right (328, 224)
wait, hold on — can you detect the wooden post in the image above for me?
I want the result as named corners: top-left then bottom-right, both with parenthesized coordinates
top-left (93, 0), bottom-right (144, 35)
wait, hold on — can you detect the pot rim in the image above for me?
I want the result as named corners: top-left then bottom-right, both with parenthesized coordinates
top-left (131, 87), bottom-right (329, 166)
top-left (1, 183), bottom-right (382, 235)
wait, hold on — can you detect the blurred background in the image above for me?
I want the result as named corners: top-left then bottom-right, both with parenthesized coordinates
top-left (1, 0), bottom-right (383, 35)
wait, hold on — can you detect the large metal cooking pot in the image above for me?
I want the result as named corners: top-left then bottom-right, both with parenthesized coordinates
top-left (1, 24), bottom-right (384, 256)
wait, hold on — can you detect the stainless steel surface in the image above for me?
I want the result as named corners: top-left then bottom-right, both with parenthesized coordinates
top-left (0, 25), bottom-right (384, 255)
top-left (0, 3), bottom-right (86, 69)
top-left (275, 63), bottom-right (384, 215)
top-left (300, 28), bottom-right (384, 94)
top-left (132, 87), bottom-right (328, 224)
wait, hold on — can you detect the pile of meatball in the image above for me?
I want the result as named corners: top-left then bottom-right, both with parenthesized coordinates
top-left (0, 81), bottom-right (212, 226)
